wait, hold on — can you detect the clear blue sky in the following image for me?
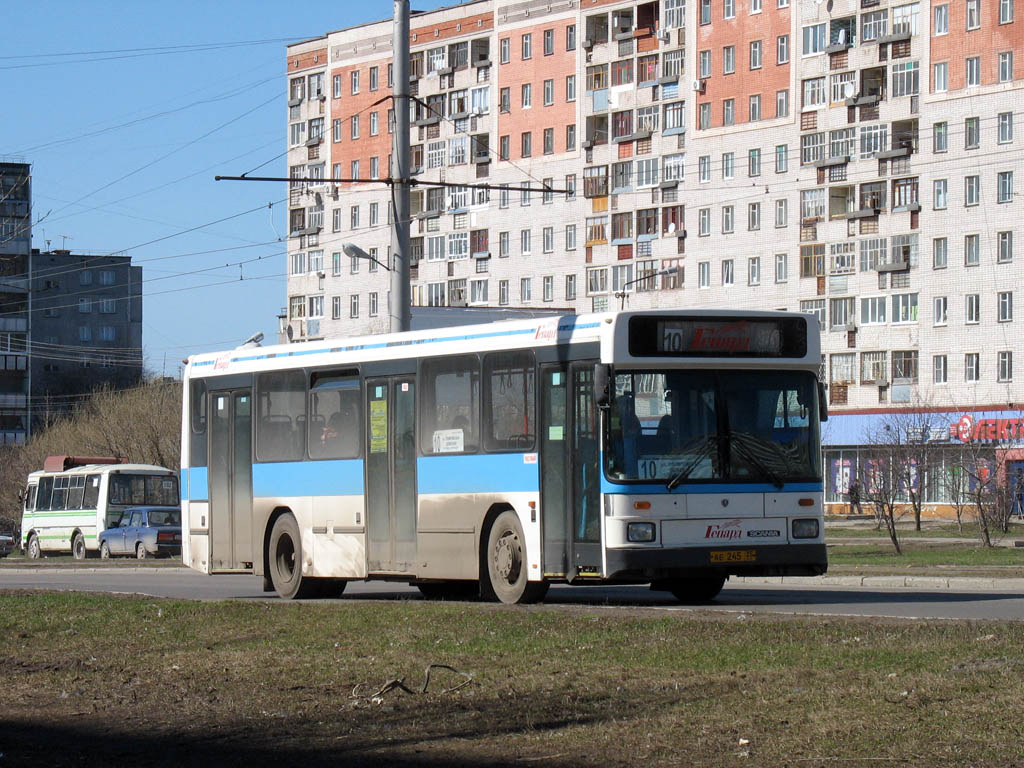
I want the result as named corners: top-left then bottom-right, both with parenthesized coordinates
top-left (3, 0), bottom-right (453, 377)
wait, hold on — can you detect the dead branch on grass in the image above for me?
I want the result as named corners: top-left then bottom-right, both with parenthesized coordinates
top-left (351, 664), bottom-right (473, 702)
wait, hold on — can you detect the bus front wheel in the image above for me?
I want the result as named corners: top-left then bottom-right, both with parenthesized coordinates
top-left (268, 513), bottom-right (319, 600)
top-left (667, 575), bottom-right (727, 604)
top-left (72, 532), bottom-right (86, 560)
top-left (26, 534), bottom-right (41, 559)
top-left (483, 511), bottom-right (549, 605)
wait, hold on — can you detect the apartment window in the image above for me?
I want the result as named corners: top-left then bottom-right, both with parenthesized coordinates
top-left (934, 296), bottom-right (948, 325)
top-left (830, 297), bottom-right (855, 329)
top-left (567, 24), bottom-right (577, 50)
top-left (749, 95), bottom-right (762, 121)
top-left (933, 179), bottom-right (948, 209)
top-left (701, 0), bottom-right (712, 24)
top-left (566, 224), bottom-right (577, 251)
top-left (699, 156), bottom-right (711, 182)
top-left (698, 261), bottom-right (711, 288)
top-left (966, 56), bottom-right (980, 87)
top-left (861, 296), bottom-right (887, 325)
top-left (748, 148), bottom-right (761, 176)
top-left (521, 83), bottom-right (532, 108)
top-left (802, 77), bottom-right (826, 108)
top-left (722, 152), bottom-right (735, 179)
top-left (966, 293), bottom-right (981, 323)
top-left (776, 89), bottom-right (789, 118)
top-left (499, 38), bottom-right (510, 64)
top-left (350, 115), bottom-right (360, 139)
top-left (723, 46), bottom-right (736, 74)
top-left (699, 50), bottom-right (711, 78)
top-left (369, 66), bottom-right (378, 91)
top-left (349, 295), bottom-right (359, 318)
top-left (566, 124), bottom-right (577, 150)
top-left (698, 208), bottom-right (711, 236)
top-left (802, 23), bottom-right (826, 55)
top-left (350, 205), bottom-right (360, 229)
top-left (967, 0), bottom-right (980, 28)
top-left (964, 175), bottom-right (980, 206)
top-left (747, 256), bottom-right (761, 285)
top-left (934, 122), bottom-right (948, 152)
top-left (699, 103), bottom-right (711, 129)
top-left (331, 74), bottom-right (342, 98)
top-left (775, 253), bottom-right (788, 282)
top-left (999, 52), bottom-right (1014, 82)
top-left (637, 158), bottom-right (659, 187)
top-left (748, 202), bottom-right (761, 230)
top-left (543, 28), bottom-right (554, 56)
top-left (722, 259), bottom-right (735, 286)
top-left (542, 79), bottom-right (555, 106)
top-left (331, 296), bottom-right (341, 320)
top-left (521, 132), bottom-right (532, 158)
top-left (522, 33), bottom-right (532, 60)
top-left (933, 237), bottom-right (948, 269)
top-left (499, 231), bottom-right (510, 258)
top-left (999, 352), bottom-right (1014, 382)
top-left (723, 99), bottom-right (735, 126)
top-left (999, 112), bottom-right (1014, 143)
top-left (933, 62), bottom-right (948, 92)
top-left (499, 135), bottom-right (510, 161)
top-left (521, 229), bottom-right (532, 254)
top-left (333, 119), bottom-right (343, 143)
top-left (499, 280), bottom-right (509, 305)
top-left (998, 171), bottom-right (1014, 203)
top-left (543, 128), bottom-right (555, 155)
top-left (965, 353), bottom-right (980, 382)
top-left (351, 70), bottom-right (360, 94)
top-left (1001, 0), bottom-right (1015, 22)
top-left (934, 3), bottom-right (948, 33)
top-left (892, 293), bottom-right (918, 323)
top-left (566, 75), bottom-right (576, 102)
top-left (775, 198), bottom-right (788, 227)
top-left (998, 231), bottom-right (1014, 262)
top-left (100, 298), bottom-right (116, 314)
top-left (588, 268), bottom-right (608, 295)
top-left (933, 355), bottom-right (948, 384)
top-left (890, 61), bottom-right (920, 97)
top-left (892, 351), bottom-right (919, 383)
top-left (520, 278), bottom-right (532, 302)
top-left (663, 153), bottom-right (685, 182)
top-left (722, 206), bottom-right (734, 233)
top-left (999, 291), bottom-right (1014, 322)
top-left (965, 234), bottom-right (980, 265)
top-left (777, 35), bottom-right (789, 65)
top-left (862, 10), bottom-right (888, 41)
top-left (748, 40), bottom-right (762, 70)
top-left (543, 227), bottom-right (554, 254)
top-left (775, 144), bottom-right (788, 173)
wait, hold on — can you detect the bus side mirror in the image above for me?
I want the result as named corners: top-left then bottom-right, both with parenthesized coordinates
top-left (17, 488), bottom-right (23, 504)
top-left (594, 364), bottom-right (612, 409)
top-left (818, 382), bottom-right (829, 422)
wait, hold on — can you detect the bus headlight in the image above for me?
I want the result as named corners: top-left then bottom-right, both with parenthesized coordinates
top-left (627, 522), bottom-right (656, 542)
top-left (792, 519), bottom-right (819, 539)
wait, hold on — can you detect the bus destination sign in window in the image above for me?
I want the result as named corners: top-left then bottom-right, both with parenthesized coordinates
top-left (628, 316), bottom-right (808, 358)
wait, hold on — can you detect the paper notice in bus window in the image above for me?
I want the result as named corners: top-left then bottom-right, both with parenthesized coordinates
top-left (369, 399), bottom-right (388, 453)
top-left (432, 429), bottom-right (465, 453)
top-left (548, 425), bottom-right (564, 441)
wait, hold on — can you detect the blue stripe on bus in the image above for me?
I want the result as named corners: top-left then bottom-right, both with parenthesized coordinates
top-left (600, 478), bottom-right (823, 494)
top-left (252, 460), bottom-right (365, 497)
top-left (181, 467), bottom-right (208, 501)
top-left (417, 454), bottom-right (539, 495)
top-left (192, 321), bottom-right (602, 367)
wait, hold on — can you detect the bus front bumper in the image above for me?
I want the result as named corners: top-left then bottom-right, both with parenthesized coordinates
top-left (605, 543), bottom-right (827, 581)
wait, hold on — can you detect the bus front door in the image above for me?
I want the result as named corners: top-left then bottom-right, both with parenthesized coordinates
top-left (364, 377), bottom-right (417, 574)
top-left (208, 389), bottom-right (254, 572)
top-left (540, 364), bottom-right (602, 581)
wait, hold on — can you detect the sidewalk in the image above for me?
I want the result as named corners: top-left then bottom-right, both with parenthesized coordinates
top-left (734, 573), bottom-right (1024, 591)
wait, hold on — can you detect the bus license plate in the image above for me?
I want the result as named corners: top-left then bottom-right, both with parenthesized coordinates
top-left (710, 550), bottom-right (756, 563)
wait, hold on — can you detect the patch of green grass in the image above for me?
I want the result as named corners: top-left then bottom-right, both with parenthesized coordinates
top-left (827, 522), bottom-right (1024, 540)
top-left (828, 543), bottom-right (1024, 567)
top-left (3, 591), bottom-right (1024, 766)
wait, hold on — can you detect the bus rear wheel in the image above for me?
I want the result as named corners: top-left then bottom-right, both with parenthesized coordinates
top-left (483, 511), bottom-right (549, 605)
top-left (72, 533), bottom-right (86, 560)
top-left (666, 575), bottom-right (727, 604)
top-left (268, 513), bottom-right (319, 600)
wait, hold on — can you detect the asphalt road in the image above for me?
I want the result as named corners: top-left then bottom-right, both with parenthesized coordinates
top-left (3, 566), bottom-right (1024, 620)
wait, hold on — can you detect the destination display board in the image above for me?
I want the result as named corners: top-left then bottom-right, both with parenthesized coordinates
top-left (628, 315), bottom-right (808, 358)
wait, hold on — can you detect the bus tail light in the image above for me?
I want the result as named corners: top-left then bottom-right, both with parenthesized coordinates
top-left (792, 519), bottom-right (819, 539)
top-left (798, 498), bottom-right (815, 507)
top-left (633, 501), bottom-right (651, 510)
top-left (627, 522), bottom-right (656, 542)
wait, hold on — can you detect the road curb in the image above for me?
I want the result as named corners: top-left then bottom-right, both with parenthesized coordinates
top-left (733, 574), bottom-right (1024, 591)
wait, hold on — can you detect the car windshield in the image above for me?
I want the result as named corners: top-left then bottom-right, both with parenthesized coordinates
top-left (147, 509), bottom-right (181, 526)
top-left (605, 369), bottom-right (822, 485)
top-left (108, 474), bottom-right (179, 506)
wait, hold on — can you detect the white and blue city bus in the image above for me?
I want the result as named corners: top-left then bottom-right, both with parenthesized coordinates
top-left (180, 309), bottom-right (827, 602)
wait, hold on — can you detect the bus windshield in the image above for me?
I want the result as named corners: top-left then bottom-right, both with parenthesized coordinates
top-left (108, 474), bottom-right (180, 506)
top-left (606, 370), bottom-right (822, 486)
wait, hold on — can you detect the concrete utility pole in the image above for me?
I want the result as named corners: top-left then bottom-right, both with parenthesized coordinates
top-left (390, 0), bottom-right (412, 333)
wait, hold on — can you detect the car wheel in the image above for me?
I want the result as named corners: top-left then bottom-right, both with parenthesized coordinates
top-left (482, 511), bottom-right (549, 605)
top-left (27, 534), bottom-right (41, 559)
top-left (267, 513), bottom-right (319, 599)
top-left (136, 543), bottom-right (148, 560)
top-left (72, 532), bottom-right (86, 560)
top-left (100, 541), bottom-right (111, 560)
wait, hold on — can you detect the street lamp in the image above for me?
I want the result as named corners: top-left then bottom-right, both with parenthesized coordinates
top-left (614, 266), bottom-right (681, 309)
top-left (342, 242), bottom-right (392, 272)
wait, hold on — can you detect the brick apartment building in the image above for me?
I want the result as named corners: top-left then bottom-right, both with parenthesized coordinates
top-left (284, 0), bottom-right (1024, 512)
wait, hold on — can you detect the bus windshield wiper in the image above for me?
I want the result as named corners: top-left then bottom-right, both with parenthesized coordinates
top-left (725, 430), bottom-right (786, 490)
top-left (666, 435), bottom-right (719, 491)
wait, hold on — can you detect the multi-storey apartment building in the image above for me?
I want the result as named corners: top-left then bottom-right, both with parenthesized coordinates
top-left (0, 160), bottom-right (32, 445)
top-left (285, 0), bottom-right (1024, 513)
top-left (29, 249), bottom-right (143, 425)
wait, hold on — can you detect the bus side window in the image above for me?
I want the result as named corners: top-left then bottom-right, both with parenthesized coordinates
top-left (309, 370), bottom-right (361, 460)
top-left (25, 485), bottom-right (37, 511)
top-left (483, 351), bottom-right (536, 452)
top-left (256, 370), bottom-right (307, 461)
top-left (421, 354), bottom-right (480, 454)
top-left (83, 475), bottom-right (100, 508)
top-left (37, 477), bottom-right (54, 511)
top-left (67, 475), bottom-right (86, 510)
top-left (190, 378), bottom-right (208, 467)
